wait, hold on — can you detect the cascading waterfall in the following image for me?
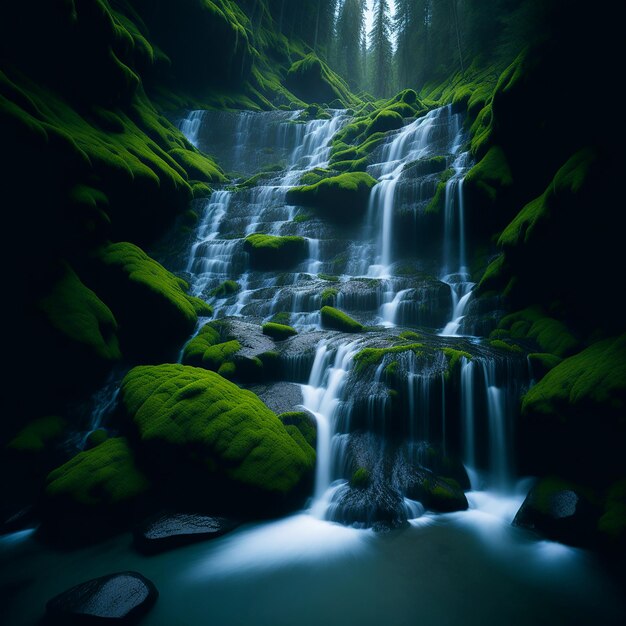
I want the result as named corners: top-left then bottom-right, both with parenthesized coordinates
top-left (174, 104), bottom-right (528, 523)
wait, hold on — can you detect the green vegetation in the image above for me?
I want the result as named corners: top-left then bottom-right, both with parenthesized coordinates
top-left (46, 438), bottom-right (149, 508)
top-left (355, 343), bottom-right (423, 372)
top-left (366, 110), bottom-right (403, 136)
top-left (182, 323), bottom-right (240, 375)
top-left (210, 280), bottom-right (241, 298)
top-left (121, 365), bottom-right (315, 495)
top-left (320, 306), bottom-right (363, 333)
top-left (522, 336), bottom-right (626, 418)
top-left (351, 468), bottom-right (371, 489)
top-left (244, 234), bottom-right (308, 269)
top-left (321, 288), bottom-right (338, 306)
top-left (279, 411), bottom-right (317, 449)
top-left (262, 322), bottom-right (298, 341)
top-left (8, 417), bottom-right (67, 453)
top-left (286, 172), bottom-right (377, 221)
top-left (38, 263), bottom-right (121, 363)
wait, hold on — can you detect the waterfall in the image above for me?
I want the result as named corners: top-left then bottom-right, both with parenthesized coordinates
top-left (173, 104), bottom-right (528, 524)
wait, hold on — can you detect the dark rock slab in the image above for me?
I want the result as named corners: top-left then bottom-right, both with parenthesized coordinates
top-left (512, 477), bottom-right (600, 546)
top-left (134, 513), bottom-right (239, 555)
top-left (46, 571), bottom-right (157, 624)
top-left (248, 381), bottom-right (305, 415)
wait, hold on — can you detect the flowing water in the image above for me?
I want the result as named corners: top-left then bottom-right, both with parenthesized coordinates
top-left (1, 106), bottom-right (624, 625)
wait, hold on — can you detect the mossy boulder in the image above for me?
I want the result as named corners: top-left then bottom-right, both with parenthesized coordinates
top-left (278, 411), bottom-right (317, 451)
top-left (93, 242), bottom-right (212, 359)
top-left (262, 322), bottom-right (298, 341)
top-left (405, 469), bottom-right (468, 513)
top-left (286, 172), bottom-right (378, 221)
top-left (520, 336), bottom-right (626, 480)
top-left (168, 148), bottom-right (226, 184)
top-left (366, 110), bottom-right (404, 137)
top-left (8, 416), bottom-right (67, 454)
top-left (120, 365), bottom-right (315, 510)
top-left (210, 280), bottom-right (241, 298)
top-left (350, 468), bottom-right (371, 489)
top-left (285, 54), bottom-right (354, 106)
top-left (244, 234), bottom-right (307, 270)
top-left (598, 479), bottom-right (626, 549)
top-left (512, 477), bottom-right (599, 546)
top-left (38, 263), bottom-right (122, 364)
top-left (182, 323), bottom-right (240, 375)
top-left (43, 437), bottom-right (150, 542)
top-left (320, 306), bottom-right (363, 333)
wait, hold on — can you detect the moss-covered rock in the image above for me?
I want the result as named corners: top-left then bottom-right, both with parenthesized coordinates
top-left (520, 336), bottom-right (626, 481)
top-left (120, 365), bottom-right (315, 508)
top-left (262, 322), bottom-right (298, 341)
top-left (350, 468), bottom-right (371, 489)
top-left (210, 280), bottom-right (240, 298)
top-left (366, 109), bottom-right (404, 136)
top-left (512, 476), bottom-right (599, 546)
top-left (285, 53), bottom-right (355, 106)
top-left (405, 469), bottom-right (468, 513)
top-left (93, 242), bottom-right (211, 359)
top-left (497, 306), bottom-right (579, 358)
top-left (8, 417), bottom-right (67, 454)
top-left (244, 234), bottom-right (307, 269)
top-left (43, 437), bottom-right (150, 541)
top-left (278, 411), bottom-right (317, 450)
top-left (320, 306), bottom-right (363, 333)
top-left (38, 263), bottom-right (121, 364)
top-left (598, 479), bottom-right (626, 548)
top-left (286, 172), bottom-right (377, 221)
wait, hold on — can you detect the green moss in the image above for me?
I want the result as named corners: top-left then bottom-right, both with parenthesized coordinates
top-left (210, 280), bottom-right (240, 298)
top-left (528, 353), bottom-right (563, 379)
top-left (465, 145), bottom-right (513, 203)
top-left (262, 322), bottom-right (298, 341)
top-left (320, 306), bottom-right (363, 333)
top-left (498, 306), bottom-right (579, 357)
top-left (86, 429), bottom-right (109, 449)
top-left (425, 169), bottom-right (454, 214)
top-left (183, 322), bottom-right (241, 371)
top-left (354, 343), bottom-right (424, 372)
top-left (598, 479), bottom-right (626, 541)
top-left (46, 437), bottom-right (149, 507)
top-left (96, 242), bottom-right (212, 343)
top-left (168, 148), bottom-right (226, 183)
top-left (522, 335), bottom-right (626, 416)
top-left (489, 339), bottom-right (524, 353)
top-left (318, 274), bottom-right (340, 283)
top-left (399, 331), bottom-right (421, 341)
top-left (366, 109), bottom-right (404, 137)
top-left (286, 172), bottom-right (378, 221)
top-left (321, 288), bottom-right (338, 307)
top-left (498, 149), bottom-right (596, 249)
top-left (442, 348), bottom-right (473, 372)
top-left (121, 364), bottom-right (315, 494)
top-left (350, 468), bottom-right (371, 489)
top-left (244, 234), bottom-right (307, 269)
top-left (269, 312), bottom-right (292, 325)
top-left (8, 416), bottom-right (67, 453)
top-left (38, 263), bottom-right (121, 362)
top-left (279, 411), bottom-right (317, 449)
top-left (285, 53), bottom-right (357, 107)
top-left (402, 156), bottom-right (447, 178)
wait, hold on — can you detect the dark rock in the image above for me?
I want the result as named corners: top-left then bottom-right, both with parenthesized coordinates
top-left (46, 571), bottom-right (157, 624)
top-left (403, 467), bottom-right (468, 513)
top-left (328, 481), bottom-right (408, 530)
top-left (512, 477), bottom-right (600, 546)
top-left (248, 381), bottom-right (305, 415)
top-left (134, 513), bottom-right (239, 555)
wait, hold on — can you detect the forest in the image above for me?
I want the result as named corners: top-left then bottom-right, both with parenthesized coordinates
top-left (1, 1), bottom-right (624, 625)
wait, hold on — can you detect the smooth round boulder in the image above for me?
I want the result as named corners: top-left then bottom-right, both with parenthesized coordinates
top-left (46, 571), bottom-right (158, 624)
top-left (134, 513), bottom-right (239, 554)
top-left (512, 477), bottom-right (599, 546)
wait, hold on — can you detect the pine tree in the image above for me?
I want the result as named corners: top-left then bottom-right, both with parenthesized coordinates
top-left (368, 0), bottom-right (393, 97)
top-left (335, 0), bottom-right (366, 90)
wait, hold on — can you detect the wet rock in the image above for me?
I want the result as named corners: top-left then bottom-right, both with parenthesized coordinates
top-left (46, 571), bottom-right (158, 624)
top-left (403, 468), bottom-right (468, 513)
top-left (328, 481), bottom-right (408, 530)
top-left (134, 513), bottom-right (239, 554)
top-left (248, 382), bottom-right (305, 415)
top-left (512, 477), bottom-right (599, 546)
